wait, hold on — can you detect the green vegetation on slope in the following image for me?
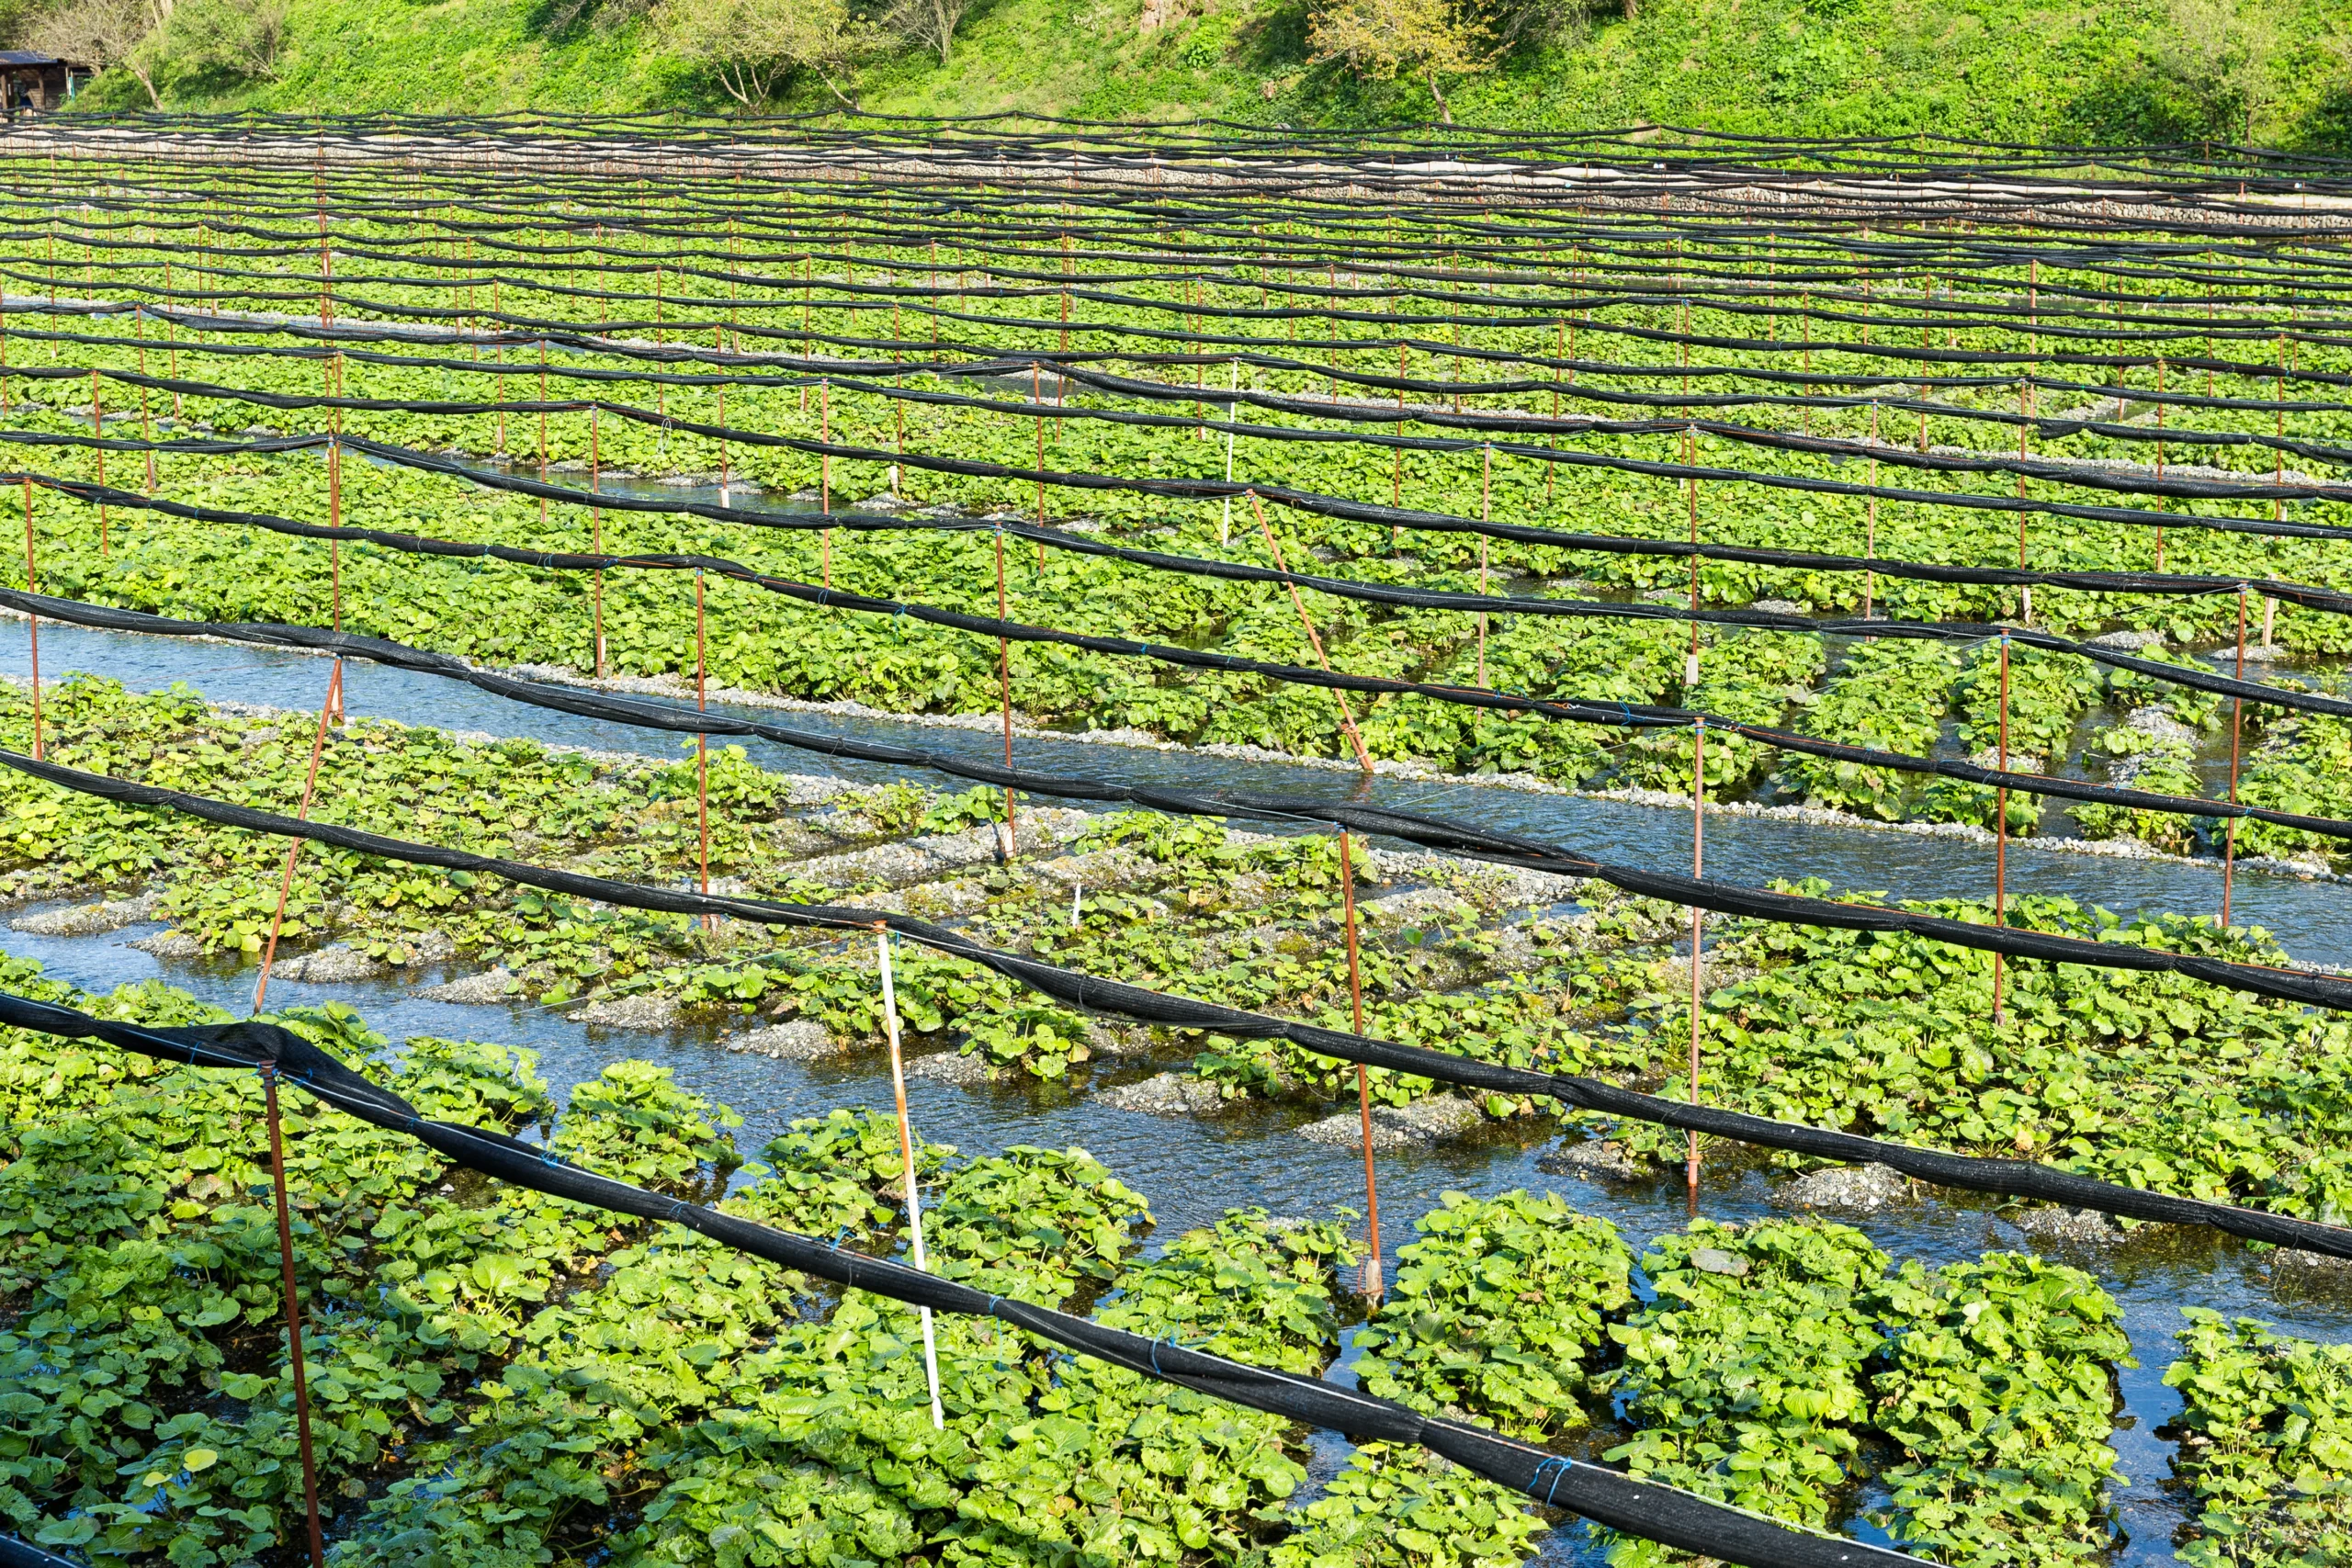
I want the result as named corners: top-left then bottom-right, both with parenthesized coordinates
top-left (50, 0), bottom-right (2352, 152)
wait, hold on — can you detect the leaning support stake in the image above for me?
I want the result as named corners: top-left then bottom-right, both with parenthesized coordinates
top-left (1339, 829), bottom-right (1383, 1300)
top-left (876, 926), bottom-right (946, 1429)
top-left (1250, 493), bottom-right (1373, 773)
top-left (253, 660), bottom-right (343, 1015)
top-left (260, 1061), bottom-right (327, 1568)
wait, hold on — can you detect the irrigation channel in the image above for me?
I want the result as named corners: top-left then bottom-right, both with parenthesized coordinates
top-left (6, 117), bottom-right (2352, 1568)
top-left (0, 612), bottom-right (2349, 1568)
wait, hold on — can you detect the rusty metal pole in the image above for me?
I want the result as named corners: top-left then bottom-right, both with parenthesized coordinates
top-left (1476, 445), bottom-right (1492, 688)
top-left (1994, 632), bottom-right (2010, 1022)
top-left (90, 370), bottom-right (107, 555)
top-left (590, 407), bottom-right (605, 676)
top-left (1687, 717), bottom-right (1704, 1199)
top-left (695, 572), bottom-right (713, 930)
top-left (325, 440), bottom-right (344, 725)
top-left (260, 1063), bottom-right (327, 1568)
top-left (996, 522), bottom-right (1017, 855)
top-left (1862, 402), bottom-right (1879, 622)
top-left (1340, 829), bottom-right (1382, 1299)
top-left (820, 378), bottom-right (833, 589)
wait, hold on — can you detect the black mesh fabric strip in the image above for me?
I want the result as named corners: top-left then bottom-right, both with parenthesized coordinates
top-left (10, 586), bottom-right (2351, 845)
top-left (0, 1535), bottom-right (76, 1568)
top-left (0, 987), bottom-right (1920, 1568)
top-left (17, 335), bottom-right (2352, 537)
top-left (1, 745), bottom-right (2347, 1258)
top-left (15, 446), bottom-right (2348, 728)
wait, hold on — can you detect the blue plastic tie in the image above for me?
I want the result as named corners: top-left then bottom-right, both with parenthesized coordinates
top-left (1529, 1455), bottom-right (1575, 1504)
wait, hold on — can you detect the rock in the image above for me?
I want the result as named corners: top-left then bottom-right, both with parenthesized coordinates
top-left (1968, 748), bottom-right (2044, 774)
top-left (12, 887), bottom-right (163, 935)
top-left (856, 491), bottom-right (908, 511)
top-left (1690, 1247), bottom-right (1750, 1277)
top-left (1537, 1138), bottom-right (1644, 1180)
top-left (267, 944), bottom-right (386, 984)
top-left (1085, 1020), bottom-right (1154, 1058)
top-left (1374, 1096), bottom-right (1484, 1142)
top-left (2010, 1205), bottom-right (2125, 1246)
top-left (2088, 627), bottom-right (2165, 649)
top-left (1299, 1094), bottom-right (1483, 1150)
top-left (1102, 1071), bottom-right (1227, 1117)
top-left (421, 967), bottom-right (520, 1004)
top-left (1301, 1111), bottom-right (1413, 1151)
top-left (1747, 599), bottom-right (1807, 616)
top-left (128, 931), bottom-right (204, 960)
top-left (568, 993), bottom-right (684, 1030)
top-left (729, 1020), bottom-right (843, 1060)
top-left (906, 1051), bottom-right (989, 1086)
top-left (2122, 705), bottom-right (2199, 749)
top-left (410, 930), bottom-right (460, 964)
top-left (1360, 886), bottom-right (1476, 930)
top-left (2272, 1247), bottom-right (2352, 1282)
top-left (1781, 1163), bottom-right (1914, 1211)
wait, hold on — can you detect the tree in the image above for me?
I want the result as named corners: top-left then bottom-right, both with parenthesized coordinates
top-left (656, 0), bottom-right (867, 109)
top-left (889, 0), bottom-right (972, 65)
top-left (1307, 0), bottom-right (1493, 124)
top-left (26, 0), bottom-right (168, 107)
top-left (2148, 0), bottom-right (2279, 144)
top-left (161, 0), bottom-right (289, 81)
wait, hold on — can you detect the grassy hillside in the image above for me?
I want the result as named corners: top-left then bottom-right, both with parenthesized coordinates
top-left (62, 0), bottom-right (2352, 151)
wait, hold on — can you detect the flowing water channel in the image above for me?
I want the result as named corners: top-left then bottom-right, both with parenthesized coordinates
top-left (2, 582), bottom-right (2348, 1562)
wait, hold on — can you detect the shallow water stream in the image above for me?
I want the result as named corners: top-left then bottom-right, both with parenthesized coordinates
top-left (2, 615), bottom-right (2347, 1564)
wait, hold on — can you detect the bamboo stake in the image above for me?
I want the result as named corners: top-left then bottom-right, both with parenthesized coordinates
top-left (2223, 587), bottom-right (2248, 928)
top-left (1340, 829), bottom-right (1382, 1300)
top-left (876, 926), bottom-right (945, 1428)
top-left (20, 479), bottom-right (38, 760)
